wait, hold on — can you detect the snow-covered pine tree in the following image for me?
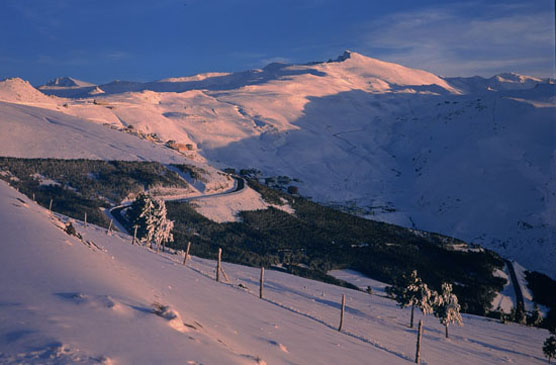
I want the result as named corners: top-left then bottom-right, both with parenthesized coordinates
top-left (388, 270), bottom-right (436, 328)
top-left (151, 198), bottom-right (174, 252)
top-left (141, 198), bottom-right (158, 248)
top-left (128, 193), bottom-right (174, 251)
top-left (128, 193), bottom-right (153, 242)
top-left (433, 282), bottom-right (463, 338)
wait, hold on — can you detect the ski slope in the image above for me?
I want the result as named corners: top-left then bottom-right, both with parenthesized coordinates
top-left (0, 180), bottom-right (550, 364)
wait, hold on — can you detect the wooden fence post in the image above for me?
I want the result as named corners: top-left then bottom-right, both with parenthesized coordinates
top-left (415, 319), bottom-right (423, 364)
top-left (107, 219), bottom-right (113, 235)
top-left (216, 248), bottom-right (222, 282)
top-left (183, 241), bottom-right (191, 265)
top-left (49, 198), bottom-right (53, 213)
top-left (84, 212), bottom-right (87, 228)
top-left (132, 225), bottom-right (138, 245)
top-left (260, 266), bottom-right (265, 299)
top-left (338, 294), bottom-right (346, 332)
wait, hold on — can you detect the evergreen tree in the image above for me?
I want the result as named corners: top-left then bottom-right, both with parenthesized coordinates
top-left (128, 193), bottom-right (174, 251)
top-left (388, 270), bottom-right (437, 328)
top-left (151, 199), bottom-right (173, 252)
top-left (434, 283), bottom-right (463, 338)
top-left (544, 336), bottom-right (556, 364)
top-left (128, 193), bottom-right (153, 241)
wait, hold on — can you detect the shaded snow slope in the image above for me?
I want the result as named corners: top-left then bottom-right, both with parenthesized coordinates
top-left (204, 88), bottom-right (556, 277)
top-left (445, 73), bottom-right (553, 93)
top-left (0, 181), bottom-right (551, 364)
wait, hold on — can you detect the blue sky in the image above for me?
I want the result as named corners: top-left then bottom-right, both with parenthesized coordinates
top-left (0, 0), bottom-right (553, 85)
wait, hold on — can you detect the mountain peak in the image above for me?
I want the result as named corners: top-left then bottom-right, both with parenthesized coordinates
top-left (317, 51), bottom-right (461, 94)
top-left (0, 77), bottom-right (39, 91)
top-left (328, 50), bottom-right (353, 63)
top-left (43, 76), bottom-right (95, 88)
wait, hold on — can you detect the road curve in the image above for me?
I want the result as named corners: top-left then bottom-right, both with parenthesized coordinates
top-left (108, 174), bottom-right (245, 234)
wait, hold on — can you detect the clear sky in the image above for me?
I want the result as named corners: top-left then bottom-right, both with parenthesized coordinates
top-left (0, 0), bottom-right (553, 85)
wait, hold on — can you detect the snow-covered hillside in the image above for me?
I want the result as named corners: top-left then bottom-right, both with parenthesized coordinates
top-left (1, 51), bottom-right (554, 277)
top-left (0, 181), bottom-right (550, 364)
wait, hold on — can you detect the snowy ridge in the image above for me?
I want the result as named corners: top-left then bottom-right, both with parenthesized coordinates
top-left (444, 72), bottom-right (553, 93)
top-left (0, 181), bottom-right (550, 364)
top-left (0, 78), bottom-right (59, 106)
top-left (159, 72), bottom-right (232, 83)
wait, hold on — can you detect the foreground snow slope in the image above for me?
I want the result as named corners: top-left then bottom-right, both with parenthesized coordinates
top-left (0, 181), bottom-right (549, 364)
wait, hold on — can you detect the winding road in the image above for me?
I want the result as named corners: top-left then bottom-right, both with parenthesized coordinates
top-left (107, 173), bottom-right (245, 234)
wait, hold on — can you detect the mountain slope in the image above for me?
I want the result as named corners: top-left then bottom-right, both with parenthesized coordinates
top-left (0, 180), bottom-right (550, 364)
top-left (0, 101), bottom-right (185, 163)
top-left (1, 51), bottom-right (554, 277)
top-left (0, 78), bottom-right (59, 106)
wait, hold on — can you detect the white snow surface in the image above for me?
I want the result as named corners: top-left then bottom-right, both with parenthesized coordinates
top-left (191, 184), bottom-right (294, 223)
top-left (512, 261), bottom-right (538, 313)
top-left (490, 268), bottom-right (515, 313)
top-left (0, 181), bottom-right (550, 364)
top-left (328, 269), bottom-right (390, 296)
top-left (0, 101), bottom-right (185, 163)
top-left (0, 78), bottom-right (60, 106)
top-left (1, 51), bottom-right (554, 276)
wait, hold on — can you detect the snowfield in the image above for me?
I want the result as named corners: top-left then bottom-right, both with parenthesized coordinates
top-left (190, 184), bottom-right (294, 223)
top-left (0, 51), bottom-right (552, 277)
top-left (0, 181), bottom-right (550, 364)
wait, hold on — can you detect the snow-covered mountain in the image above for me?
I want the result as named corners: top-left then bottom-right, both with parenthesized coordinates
top-left (0, 77), bottom-right (59, 105)
top-left (38, 76), bottom-right (98, 98)
top-left (42, 76), bottom-right (96, 88)
top-left (0, 180), bottom-right (550, 364)
top-left (1, 51), bottom-right (554, 277)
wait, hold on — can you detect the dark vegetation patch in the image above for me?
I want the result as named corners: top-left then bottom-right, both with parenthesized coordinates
top-left (526, 271), bottom-right (556, 331)
top-left (171, 164), bottom-right (209, 182)
top-left (0, 157), bottom-right (187, 227)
